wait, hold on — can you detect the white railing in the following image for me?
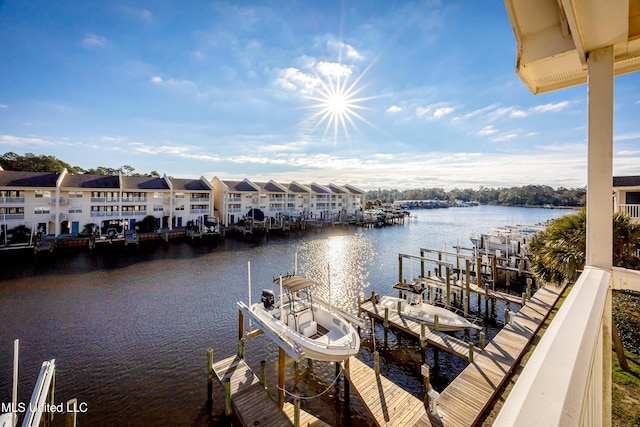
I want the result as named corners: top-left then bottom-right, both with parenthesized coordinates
top-left (0, 197), bottom-right (25, 204)
top-left (612, 266), bottom-right (640, 292)
top-left (0, 213), bottom-right (25, 220)
top-left (619, 204), bottom-right (640, 221)
top-left (495, 266), bottom-right (611, 427)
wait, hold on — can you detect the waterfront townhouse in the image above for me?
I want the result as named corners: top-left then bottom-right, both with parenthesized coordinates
top-left (59, 172), bottom-right (122, 235)
top-left (342, 184), bottom-right (365, 215)
top-left (0, 168), bottom-right (61, 243)
top-left (212, 178), bottom-right (261, 226)
top-left (119, 175), bottom-right (171, 230)
top-left (166, 176), bottom-right (215, 229)
top-left (613, 175), bottom-right (640, 223)
top-left (254, 180), bottom-right (288, 216)
top-left (305, 183), bottom-right (332, 220)
top-left (284, 181), bottom-right (311, 217)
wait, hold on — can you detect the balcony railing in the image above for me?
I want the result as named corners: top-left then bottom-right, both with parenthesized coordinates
top-left (91, 197), bottom-right (120, 203)
top-left (495, 266), bottom-right (612, 426)
top-left (190, 197), bottom-right (210, 203)
top-left (48, 197), bottom-right (68, 205)
top-left (0, 213), bottom-right (25, 220)
top-left (190, 209), bottom-right (209, 214)
top-left (0, 197), bottom-right (25, 204)
top-left (122, 197), bottom-right (147, 203)
top-left (619, 204), bottom-right (640, 221)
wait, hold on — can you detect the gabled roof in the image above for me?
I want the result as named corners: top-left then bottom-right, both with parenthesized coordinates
top-left (308, 183), bottom-right (330, 194)
top-left (121, 175), bottom-right (170, 190)
top-left (327, 183), bottom-right (347, 194)
top-left (169, 177), bottom-right (210, 191)
top-left (0, 170), bottom-right (60, 187)
top-left (286, 182), bottom-right (310, 193)
top-left (343, 184), bottom-right (365, 195)
top-left (224, 179), bottom-right (259, 192)
top-left (255, 181), bottom-right (287, 193)
top-left (613, 175), bottom-right (640, 188)
top-left (61, 173), bottom-right (120, 189)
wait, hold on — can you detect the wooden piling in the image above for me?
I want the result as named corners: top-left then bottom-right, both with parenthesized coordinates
top-left (526, 278), bottom-right (532, 299)
top-left (344, 357), bottom-right (350, 412)
top-left (476, 257), bottom-right (483, 287)
top-left (422, 364), bottom-right (430, 408)
top-left (260, 360), bottom-right (267, 389)
top-left (207, 349), bottom-right (214, 402)
top-left (445, 266), bottom-right (451, 309)
top-left (278, 348), bottom-right (285, 409)
top-left (224, 378), bottom-right (232, 416)
top-left (398, 255), bottom-right (403, 283)
top-left (294, 400), bottom-right (300, 427)
top-left (434, 314), bottom-right (439, 331)
top-left (480, 332), bottom-right (486, 350)
top-left (468, 342), bottom-right (474, 363)
top-left (65, 399), bottom-right (77, 427)
top-left (374, 351), bottom-right (380, 375)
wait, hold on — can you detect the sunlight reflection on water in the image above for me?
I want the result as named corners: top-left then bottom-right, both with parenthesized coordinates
top-left (296, 234), bottom-right (375, 312)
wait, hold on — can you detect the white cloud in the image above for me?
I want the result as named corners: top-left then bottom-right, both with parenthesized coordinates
top-left (316, 61), bottom-right (353, 79)
top-left (82, 34), bottom-right (107, 49)
top-left (530, 101), bottom-right (569, 113)
top-left (433, 107), bottom-right (454, 119)
top-left (0, 104), bottom-right (8, 109)
top-left (386, 105), bottom-right (402, 114)
top-left (477, 125), bottom-right (497, 136)
top-left (275, 67), bottom-right (320, 95)
top-left (509, 109), bottom-right (527, 118)
top-left (491, 133), bottom-right (518, 142)
top-left (416, 103), bottom-right (454, 120)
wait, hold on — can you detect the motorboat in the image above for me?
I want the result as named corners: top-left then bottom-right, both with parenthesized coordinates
top-left (247, 275), bottom-right (361, 362)
top-left (375, 291), bottom-right (482, 332)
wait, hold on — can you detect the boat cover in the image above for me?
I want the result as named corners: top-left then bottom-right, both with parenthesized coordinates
top-left (273, 275), bottom-right (317, 292)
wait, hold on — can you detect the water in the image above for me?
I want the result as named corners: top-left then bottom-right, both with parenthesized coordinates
top-left (0, 206), bottom-right (569, 426)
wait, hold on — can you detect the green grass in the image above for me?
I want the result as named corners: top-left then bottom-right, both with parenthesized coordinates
top-left (613, 351), bottom-right (640, 427)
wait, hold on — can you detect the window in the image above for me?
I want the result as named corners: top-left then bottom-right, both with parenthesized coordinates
top-left (69, 206), bottom-right (83, 213)
top-left (35, 190), bottom-right (51, 198)
top-left (175, 205), bottom-right (185, 211)
top-left (153, 205), bottom-right (163, 211)
top-left (68, 191), bottom-right (83, 198)
top-left (34, 206), bottom-right (50, 214)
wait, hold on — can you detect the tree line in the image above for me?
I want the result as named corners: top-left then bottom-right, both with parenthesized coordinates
top-left (367, 185), bottom-right (586, 207)
top-left (0, 152), bottom-right (160, 177)
top-left (1, 152), bottom-right (586, 206)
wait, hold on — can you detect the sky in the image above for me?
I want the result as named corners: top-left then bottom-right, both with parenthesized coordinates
top-left (0, 0), bottom-right (639, 191)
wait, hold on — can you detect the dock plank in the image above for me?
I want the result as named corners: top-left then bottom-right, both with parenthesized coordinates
top-left (212, 355), bottom-right (330, 427)
top-left (359, 300), bottom-right (478, 360)
top-left (434, 284), bottom-right (565, 426)
top-left (344, 357), bottom-right (435, 427)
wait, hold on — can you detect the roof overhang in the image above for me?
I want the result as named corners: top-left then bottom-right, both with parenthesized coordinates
top-left (504, 0), bottom-right (640, 93)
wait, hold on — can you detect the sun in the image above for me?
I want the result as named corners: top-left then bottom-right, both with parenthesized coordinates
top-left (305, 71), bottom-right (378, 145)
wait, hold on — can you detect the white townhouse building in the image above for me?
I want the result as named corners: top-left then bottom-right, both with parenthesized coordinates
top-left (0, 167), bottom-right (214, 238)
top-left (166, 176), bottom-right (215, 229)
top-left (212, 178), bottom-right (261, 227)
top-left (0, 169), bottom-right (61, 239)
top-left (212, 177), bottom-right (366, 226)
top-left (613, 175), bottom-right (640, 223)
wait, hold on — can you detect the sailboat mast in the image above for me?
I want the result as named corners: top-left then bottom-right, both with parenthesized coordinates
top-left (12, 339), bottom-right (18, 427)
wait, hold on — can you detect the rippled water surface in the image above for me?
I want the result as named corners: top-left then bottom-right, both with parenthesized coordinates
top-left (0, 206), bottom-right (569, 426)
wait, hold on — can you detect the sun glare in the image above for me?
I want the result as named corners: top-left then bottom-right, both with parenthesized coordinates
top-left (305, 69), bottom-right (380, 145)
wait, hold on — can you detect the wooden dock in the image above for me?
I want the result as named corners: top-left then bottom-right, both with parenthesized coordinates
top-left (434, 283), bottom-right (566, 426)
top-left (211, 355), bottom-right (330, 427)
top-left (359, 300), bottom-right (479, 360)
top-left (344, 357), bottom-right (433, 426)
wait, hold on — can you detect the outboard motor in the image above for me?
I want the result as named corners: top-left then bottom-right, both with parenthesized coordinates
top-left (261, 289), bottom-right (275, 309)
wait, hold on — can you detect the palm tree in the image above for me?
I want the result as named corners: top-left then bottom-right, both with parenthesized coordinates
top-left (528, 208), bottom-right (640, 370)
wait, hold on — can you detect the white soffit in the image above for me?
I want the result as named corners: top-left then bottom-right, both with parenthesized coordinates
top-left (504, 0), bottom-right (640, 94)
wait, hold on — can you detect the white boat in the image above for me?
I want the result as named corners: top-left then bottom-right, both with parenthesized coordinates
top-left (376, 293), bottom-right (482, 332)
top-left (248, 275), bottom-right (361, 362)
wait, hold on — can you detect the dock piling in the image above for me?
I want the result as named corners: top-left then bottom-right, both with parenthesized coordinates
top-left (422, 364), bottom-right (430, 408)
top-left (468, 342), bottom-right (474, 363)
top-left (65, 399), bottom-right (77, 427)
top-left (480, 331), bottom-right (486, 350)
top-left (207, 349), bottom-right (214, 403)
top-left (224, 378), bottom-right (232, 416)
top-left (260, 360), bottom-right (267, 389)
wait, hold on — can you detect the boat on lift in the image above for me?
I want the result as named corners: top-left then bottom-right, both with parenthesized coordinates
top-left (247, 274), bottom-right (361, 362)
top-left (376, 285), bottom-right (482, 332)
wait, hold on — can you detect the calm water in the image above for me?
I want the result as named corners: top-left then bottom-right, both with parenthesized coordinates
top-left (0, 206), bottom-right (569, 426)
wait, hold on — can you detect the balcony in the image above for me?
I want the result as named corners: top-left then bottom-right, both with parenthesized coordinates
top-left (190, 197), bottom-right (209, 203)
top-left (48, 197), bottom-right (68, 205)
top-left (0, 213), bottom-right (25, 220)
top-left (190, 208), bottom-right (210, 214)
top-left (0, 197), bottom-right (25, 204)
top-left (619, 204), bottom-right (640, 222)
top-left (90, 197), bottom-right (120, 203)
top-left (122, 197), bottom-right (147, 203)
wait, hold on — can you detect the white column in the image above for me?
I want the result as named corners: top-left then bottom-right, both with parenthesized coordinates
top-left (586, 46), bottom-right (614, 270)
top-left (587, 45), bottom-right (613, 427)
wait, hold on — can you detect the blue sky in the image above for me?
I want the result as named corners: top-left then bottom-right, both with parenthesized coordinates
top-left (1, 1), bottom-right (639, 190)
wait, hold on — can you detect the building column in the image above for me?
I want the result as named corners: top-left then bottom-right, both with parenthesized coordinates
top-left (587, 45), bottom-right (613, 427)
top-left (586, 46), bottom-right (614, 270)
